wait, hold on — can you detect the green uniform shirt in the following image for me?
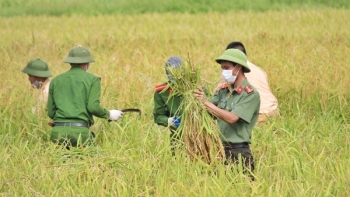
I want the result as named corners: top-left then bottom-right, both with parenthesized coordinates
top-left (210, 79), bottom-right (260, 144)
top-left (153, 82), bottom-right (182, 127)
top-left (47, 66), bottom-right (109, 125)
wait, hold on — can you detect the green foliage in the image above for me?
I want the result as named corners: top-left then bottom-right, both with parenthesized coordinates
top-left (0, 0), bottom-right (350, 16)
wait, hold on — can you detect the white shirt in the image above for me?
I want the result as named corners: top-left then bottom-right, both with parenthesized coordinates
top-left (245, 61), bottom-right (278, 114)
top-left (32, 79), bottom-right (51, 114)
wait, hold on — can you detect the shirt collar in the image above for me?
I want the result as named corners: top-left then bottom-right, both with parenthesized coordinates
top-left (232, 78), bottom-right (249, 94)
top-left (69, 66), bottom-right (86, 72)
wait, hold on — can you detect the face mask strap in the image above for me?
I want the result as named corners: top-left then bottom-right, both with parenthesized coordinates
top-left (235, 69), bottom-right (240, 77)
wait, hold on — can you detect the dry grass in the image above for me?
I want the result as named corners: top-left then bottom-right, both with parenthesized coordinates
top-left (167, 58), bottom-right (225, 164)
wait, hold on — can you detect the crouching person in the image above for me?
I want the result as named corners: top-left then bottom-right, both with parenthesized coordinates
top-left (153, 57), bottom-right (183, 151)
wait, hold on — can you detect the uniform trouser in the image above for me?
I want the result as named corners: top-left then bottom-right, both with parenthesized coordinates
top-left (257, 108), bottom-right (280, 123)
top-left (223, 143), bottom-right (255, 173)
top-left (50, 126), bottom-right (94, 148)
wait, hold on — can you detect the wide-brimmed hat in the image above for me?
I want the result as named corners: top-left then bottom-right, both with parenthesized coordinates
top-left (215, 49), bottom-right (250, 72)
top-left (63, 45), bottom-right (95, 64)
top-left (22, 58), bottom-right (52, 77)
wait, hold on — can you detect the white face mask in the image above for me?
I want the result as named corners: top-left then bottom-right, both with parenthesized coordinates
top-left (222, 66), bottom-right (239, 84)
top-left (31, 80), bottom-right (42, 89)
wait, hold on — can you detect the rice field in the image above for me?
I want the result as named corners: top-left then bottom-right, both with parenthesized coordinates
top-left (1, 8), bottom-right (350, 196)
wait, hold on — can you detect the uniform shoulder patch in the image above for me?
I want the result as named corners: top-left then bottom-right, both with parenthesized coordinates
top-left (236, 86), bottom-right (243, 94)
top-left (244, 86), bottom-right (254, 94)
top-left (155, 84), bottom-right (168, 92)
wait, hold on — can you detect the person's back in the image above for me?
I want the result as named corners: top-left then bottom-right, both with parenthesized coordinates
top-left (245, 61), bottom-right (278, 115)
top-left (47, 45), bottom-right (123, 148)
top-left (49, 67), bottom-right (105, 124)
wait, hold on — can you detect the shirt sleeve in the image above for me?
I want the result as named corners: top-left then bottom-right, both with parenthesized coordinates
top-left (153, 91), bottom-right (169, 126)
top-left (47, 81), bottom-right (56, 119)
top-left (86, 77), bottom-right (109, 119)
top-left (232, 92), bottom-right (260, 123)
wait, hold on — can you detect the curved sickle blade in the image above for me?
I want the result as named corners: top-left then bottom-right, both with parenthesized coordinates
top-left (108, 108), bottom-right (141, 122)
top-left (121, 108), bottom-right (141, 115)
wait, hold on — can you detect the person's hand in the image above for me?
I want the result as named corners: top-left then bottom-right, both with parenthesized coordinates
top-left (194, 87), bottom-right (207, 103)
top-left (109, 109), bottom-right (123, 121)
top-left (173, 116), bottom-right (181, 128)
top-left (168, 116), bottom-right (181, 128)
top-left (213, 78), bottom-right (229, 94)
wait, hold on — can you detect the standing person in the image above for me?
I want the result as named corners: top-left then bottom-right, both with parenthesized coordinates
top-left (153, 57), bottom-right (183, 149)
top-left (214, 41), bottom-right (279, 123)
top-left (22, 58), bottom-right (53, 114)
top-left (194, 49), bottom-right (260, 173)
top-left (47, 45), bottom-right (123, 148)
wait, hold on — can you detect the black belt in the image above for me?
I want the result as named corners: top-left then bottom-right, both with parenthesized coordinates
top-left (54, 122), bottom-right (89, 128)
top-left (223, 142), bottom-right (249, 149)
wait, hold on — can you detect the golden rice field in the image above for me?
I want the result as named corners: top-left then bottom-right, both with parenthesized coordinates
top-left (1, 9), bottom-right (350, 196)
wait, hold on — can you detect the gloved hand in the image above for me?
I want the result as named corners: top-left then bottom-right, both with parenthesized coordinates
top-left (109, 109), bottom-right (123, 121)
top-left (168, 116), bottom-right (181, 128)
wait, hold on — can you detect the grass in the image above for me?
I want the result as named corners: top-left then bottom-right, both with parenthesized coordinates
top-left (1, 9), bottom-right (350, 196)
top-left (0, 0), bottom-right (350, 16)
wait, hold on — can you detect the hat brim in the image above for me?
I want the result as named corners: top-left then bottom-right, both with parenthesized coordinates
top-left (215, 55), bottom-right (250, 73)
top-left (22, 67), bottom-right (53, 77)
top-left (63, 57), bottom-right (95, 64)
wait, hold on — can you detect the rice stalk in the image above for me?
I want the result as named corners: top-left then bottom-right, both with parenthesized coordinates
top-left (167, 55), bottom-right (225, 164)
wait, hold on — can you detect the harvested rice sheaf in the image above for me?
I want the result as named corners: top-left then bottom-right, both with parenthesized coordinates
top-left (167, 57), bottom-right (225, 164)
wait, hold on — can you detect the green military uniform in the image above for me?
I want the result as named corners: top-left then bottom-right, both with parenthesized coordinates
top-left (212, 49), bottom-right (260, 174)
top-left (47, 67), bottom-right (109, 146)
top-left (154, 56), bottom-right (186, 152)
top-left (47, 45), bottom-right (109, 147)
top-left (153, 83), bottom-right (183, 138)
top-left (210, 79), bottom-right (260, 144)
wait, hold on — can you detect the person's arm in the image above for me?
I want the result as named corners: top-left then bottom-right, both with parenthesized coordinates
top-left (153, 91), bottom-right (170, 127)
top-left (87, 77), bottom-right (109, 118)
top-left (203, 101), bottom-right (240, 124)
top-left (231, 92), bottom-right (260, 123)
top-left (47, 82), bottom-right (56, 119)
top-left (196, 86), bottom-right (260, 124)
top-left (195, 87), bottom-right (239, 124)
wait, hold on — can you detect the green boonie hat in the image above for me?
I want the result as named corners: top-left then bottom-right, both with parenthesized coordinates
top-left (22, 58), bottom-right (53, 77)
top-left (215, 49), bottom-right (250, 73)
top-left (63, 45), bottom-right (95, 64)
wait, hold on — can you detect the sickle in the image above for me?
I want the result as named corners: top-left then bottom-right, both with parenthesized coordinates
top-left (121, 108), bottom-right (142, 115)
top-left (108, 108), bottom-right (141, 122)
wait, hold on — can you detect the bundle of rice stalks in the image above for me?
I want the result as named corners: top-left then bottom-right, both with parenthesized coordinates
top-left (166, 56), bottom-right (225, 164)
